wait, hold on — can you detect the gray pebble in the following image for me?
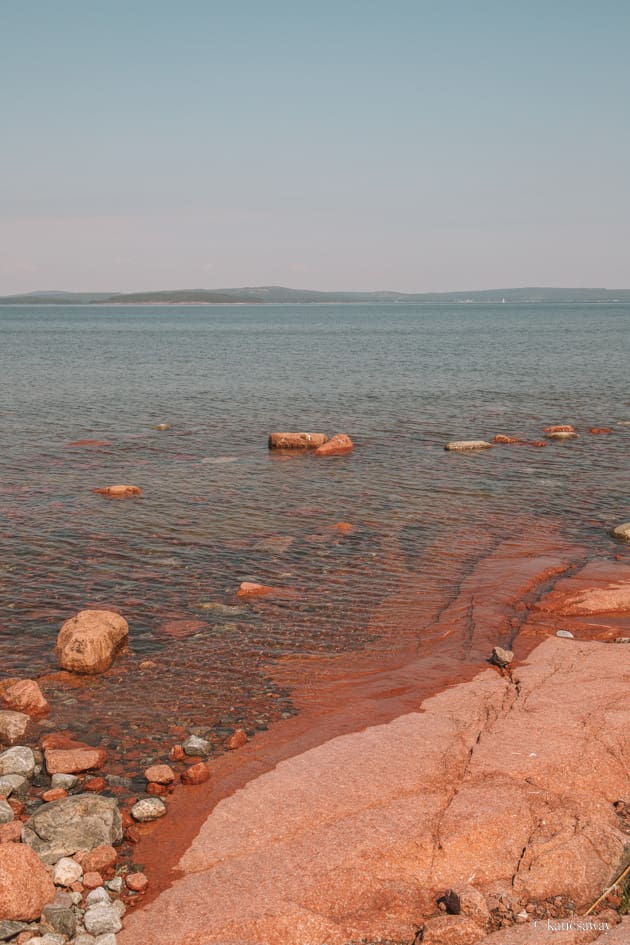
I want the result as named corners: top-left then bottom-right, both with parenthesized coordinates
top-left (0, 798), bottom-right (14, 825)
top-left (0, 746), bottom-right (35, 778)
top-left (86, 887), bottom-right (110, 906)
top-left (83, 902), bottom-right (122, 936)
top-left (556, 629), bottom-right (574, 638)
top-left (183, 735), bottom-right (210, 756)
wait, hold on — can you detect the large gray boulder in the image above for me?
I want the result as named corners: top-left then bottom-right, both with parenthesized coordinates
top-left (0, 746), bottom-right (35, 778)
top-left (22, 795), bottom-right (122, 865)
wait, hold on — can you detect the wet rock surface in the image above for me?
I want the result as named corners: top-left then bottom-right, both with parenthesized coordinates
top-left (56, 611), bottom-right (129, 675)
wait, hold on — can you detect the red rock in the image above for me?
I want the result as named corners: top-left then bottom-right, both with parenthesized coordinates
top-left (147, 782), bottom-right (168, 796)
top-left (120, 810), bottom-right (134, 830)
top-left (157, 619), bottom-right (206, 639)
top-left (82, 871), bottom-right (103, 890)
top-left (0, 844), bottom-right (55, 920)
top-left (331, 522), bottom-right (354, 534)
top-left (590, 427), bottom-right (612, 434)
top-left (44, 746), bottom-right (107, 774)
top-left (17, 933), bottom-right (39, 944)
top-left (543, 424), bottom-right (574, 433)
top-left (76, 844), bottom-right (117, 874)
top-left (0, 821), bottom-right (23, 843)
top-left (314, 433), bottom-right (354, 456)
top-left (126, 871), bottom-right (149, 892)
top-left (268, 432), bottom-right (328, 449)
top-left (492, 435), bottom-right (522, 444)
top-left (42, 787), bottom-right (68, 802)
top-left (66, 439), bottom-right (111, 447)
top-left (41, 732), bottom-right (87, 750)
top-left (422, 915), bottom-right (485, 944)
top-left (181, 762), bottom-right (209, 785)
top-left (7, 798), bottom-right (23, 816)
top-left (144, 764), bottom-right (175, 784)
top-left (0, 678), bottom-right (49, 718)
top-left (56, 609), bottom-right (129, 674)
top-left (169, 745), bottom-right (185, 762)
top-left (70, 881), bottom-right (84, 894)
top-left (125, 826), bottom-right (141, 844)
top-left (236, 581), bottom-right (275, 598)
top-left (84, 776), bottom-right (107, 792)
top-left (93, 484), bottom-right (142, 498)
top-left (528, 440), bottom-right (548, 447)
top-left (225, 729), bottom-right (247, 750)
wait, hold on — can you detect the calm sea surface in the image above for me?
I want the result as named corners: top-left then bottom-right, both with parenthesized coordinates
top-left (0, 303), bottom-right (628, 769)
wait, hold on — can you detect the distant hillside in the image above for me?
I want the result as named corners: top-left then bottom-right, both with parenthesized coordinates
top-left (1, 286), bottom-right (629, 305)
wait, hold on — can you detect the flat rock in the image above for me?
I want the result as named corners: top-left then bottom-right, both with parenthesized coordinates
top-left (313, 433), bottom-right (354, 456)
top-left (118, 638), bottom-right (630, 945)
top-left (93, 484), bottom-right (142, 498)
top-left (56, 610), bottom-right (129, 674)
top-left (0, 679), bottom-right (49, 718)
top-left (144, 764), bottom-right (175, 784)
top-left (0, 747), bottom-right (35, 778)
top-left (0, 844), bottom-right (55, 920)
top-left (130, 797), bottom-right (166, 822)
top-left (445, 440), bottom-right (493, 451)
top-left (22, 795), bottom-right (122, 865)
top-left (0, 921), bottom-right (30, 941)
top-left (0, 711), bottom-right (30, 746)
top-left (268, 432), bottom-right (328, 449)
top-left (45, 747), bottom-right (107, 774)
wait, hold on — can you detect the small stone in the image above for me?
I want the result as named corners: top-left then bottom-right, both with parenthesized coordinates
top-left (144, 764), bottom-right (174, 784)
top-left (83, 871), bottom-right (104, 890)
top-left (225, 729), bottom-right (247, 750)
top-left (489, 646), bottom-right (513, 668)
top-left (154, 423), bottom-right (171, 431)
top-left (125, 871), bottom-right (148, 892)
top-left (0, 747), bottom-right (35, 779)
top-left (182, 735), bottom-right (210, 756)
top-left (0, 774), bottom-right (27, 797)
top-left (443, 885), bottom-right (490, 928)
top-left (543, 424), bottom-right (575, 433)
top-left (84, 777), bottom-right (107, 793)
top-left (76, 844), bottom-right (117, 875)
top-left (112, 899), bottom-right (126, 917)
top-left (0, 821), bottom-right (23, 843)
top-left (104, 877), bottom-right (123, 894)
top-left (0, 712), bottom-right (31, 746)
top-left (73, 936), bottom-right (97, 945)
top-left (85, 887), bottom-right (110, 906)
top-left (0, 800), bottom-right (13, 826)
top-left (95, 935), bottom-right (118, 945)
top-left (169, 745), bottom-right (185, 762)
top-left (181, 762), bottom-right (209, 785)
top-left (83, 902), bottom-right (122, 936)
top-left (545, 431), bottom-right (579, 440)
top-left (130, 797), bottom-right (166, 822)
top-left (611, 522), bottom-right (630, 542)
top-left (42, 789), bottom-right (68, 803)
top-left (445, 440), bottom-right (493, 451)
top-left (556, 629), bottom-right (574, 638)
top-left (0, 921), bottom-right (29, 940)
top-left (41, 903), bottom-right (76, 939)
top-left (44, 747), bottom-right (107, 775)
top-left (147, 782), bottom-right (168, 796)
top-left (52, 857), bottom-right (83, 886)
top-left (50, 774), bottom-right (78, 791)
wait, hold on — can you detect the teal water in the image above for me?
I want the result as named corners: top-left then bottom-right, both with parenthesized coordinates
top-left (0, 303), bottom-right (628, 767)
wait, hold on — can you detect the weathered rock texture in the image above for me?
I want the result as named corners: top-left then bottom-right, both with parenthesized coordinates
top-left (0, 679), bottom-right (49, 717)
top-left (118, 636), bottom-right (630, 945)
top-left (56, 610), bottom-right (129, 674)
top-left (0, 844), bottom-right (55, 920)
top-left (22, 795), bottom-right (122, 864)
top-left (268, 432), bottom-right (328, 449)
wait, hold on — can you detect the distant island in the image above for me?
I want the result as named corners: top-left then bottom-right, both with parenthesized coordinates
top-left (2, 286), bottom-right (630, 305)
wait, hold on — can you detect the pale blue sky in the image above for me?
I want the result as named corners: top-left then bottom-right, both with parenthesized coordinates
top-left (1, 0), bottom-right (629, 292)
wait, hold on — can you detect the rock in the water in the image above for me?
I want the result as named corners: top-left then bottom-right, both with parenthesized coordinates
top-left (543, 424), bottom-right (575, 433)
top-left (182, 735), bottom-right (210, 756)
top-left (489, 646), bottom-right (513, 668)
top-left (130, 797), bottom-right (166, 822)
top-left (22, 795), bottom-right (122, 864)
top-left (0, 680), bottom-right (49, 718)
top-left (611, 522), bottom-right (630, 542)
top-left (0, 711), bottom-right (31, 747)
top-left (314, 433), bottom-right (354, 456)
top-left (52, 856), bottom-right (83, 886)
top-left (590, 426), bottom-right (612, 434)
top-left (144, 764), bottom-right (175, 784)
top-left (56, 610), bottom-right (128, 674)
top-left (0, 775), bottom-right (27, 798)
top-left (154, 423), bottom-right (171, 431)
top-left (45, 747), bottom-right (107, 774)
top-left (93, 484), bottom-right (142, 498)
top-left (445, 440), bottom-right (493, 451)
top-left (268, 432), bottom-right (328, 449)
top-left (83, 902), bottom-right (122, 936)
top-left (0, 800), bottom-right (13, 826)
top-left (0, 844), bottom-right (55, 920)
top-left (545, 431), bottom-right (579, 440)
top-left (236, 581), bottom-right (274, 598)
top-left (0, 747), bottom-right (35, 778)
top-left (556, 629), bottom-right (574, 638)
top-left (492, 435), bottom-right (522, 444)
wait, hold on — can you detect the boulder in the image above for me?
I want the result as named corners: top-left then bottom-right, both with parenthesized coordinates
top-left (445, 440), bottom-right (493, 451)
top-left (44, 747), bottom-right (107, 775)
top-left (0, 711), bottom-right (31, 746)
top-left (0, 747), bottom-right (35, 779)
top-left (56, 610), bottom-right (128, 674)
top-left (314, 433), bottom-right (354, 456)
top-left (93, 485), bottom-right (142, 498)
top-left (0, 844), bottom-right (55, 920)
top-left (0, 679), bottom-right (49, 718)
top-left (268, 432), bottom-right (328, 449)
top-left (611, 523), bottom-right (630, 542)
top-left (22, 795), bottom-right (122, 865)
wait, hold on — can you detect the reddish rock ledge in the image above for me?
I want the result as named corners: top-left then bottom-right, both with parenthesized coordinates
top-left (268, 432), bottom-right (328, 449)
top-left (314, 433), bottom-right (354, 456)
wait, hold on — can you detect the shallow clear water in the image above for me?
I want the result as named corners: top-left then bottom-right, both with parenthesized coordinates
top-left (0, 302), bottom-right (628, 771)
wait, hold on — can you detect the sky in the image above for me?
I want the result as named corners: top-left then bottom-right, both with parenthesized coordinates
top-left (1, 0), bottom-right (629, 293)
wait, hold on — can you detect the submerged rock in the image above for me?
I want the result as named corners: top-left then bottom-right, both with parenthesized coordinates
top-left (545, 431), bottom-right (579, 440)
top-left (56, 610), bottom-right (129, 674)
top-left (314, 433), bottom-right (354, 456)
top-left (0, 844), bottom-right (55, 920)
top-left (45, 747), bottom-right (107, 775)
top-left (0, 679), bottom-right (49, 718)
top-left (0, 711), bottom-right (31, 746)
top-left (492, 435), bottom-right (522, 444)
top-left (93, 485), bottom-right (142, 498)
top-left (268, 432), bottom-right (328, 449)
top-left (445, 440), bottom-right (493, 451)
top-left (543, 425), bottom-right (575, 433)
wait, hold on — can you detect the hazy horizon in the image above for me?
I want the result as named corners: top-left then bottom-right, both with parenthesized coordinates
top-left (1, 1), bottom-right (629, 295)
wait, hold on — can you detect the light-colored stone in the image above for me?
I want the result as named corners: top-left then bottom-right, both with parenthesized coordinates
top-left (0, 800), bottom-right (13, 825)
top-left (445, 440), bottom-right (493, 451)
top-left (489, 646), bottom-right (513, 667)
top-left (83, 902), bottom-right (122, 936)
top-left (130, 797), bottom-right (166, 823)
top-left (52, 857), bottom-right (83, 886)
top-left (95, 935), bottom-right (118, 945)
top-left (545, 431), bottom-right (579, 440)
top-left (0, 774), bottom-right (27, 797)
top-left (0, 711), bottom-right (30, 746)
top-left (55, 610), bottom-right (129, 675)
top-left (0, 844), bottom-right (55, 920)
top-left (556, 629), bottom-right (574, 638)
top-left (611, 522), bottom-right (630, 542)
top-left (0, 747), bottom-right (35, 778)
top-left (85, 887), bottom-right (110, 906)
top-left (182, 735), bottom-right (209, 756)
top-left (105, 877), bottom-right (123, 894)
top-left (50, 773), bottom-right (78, 790)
